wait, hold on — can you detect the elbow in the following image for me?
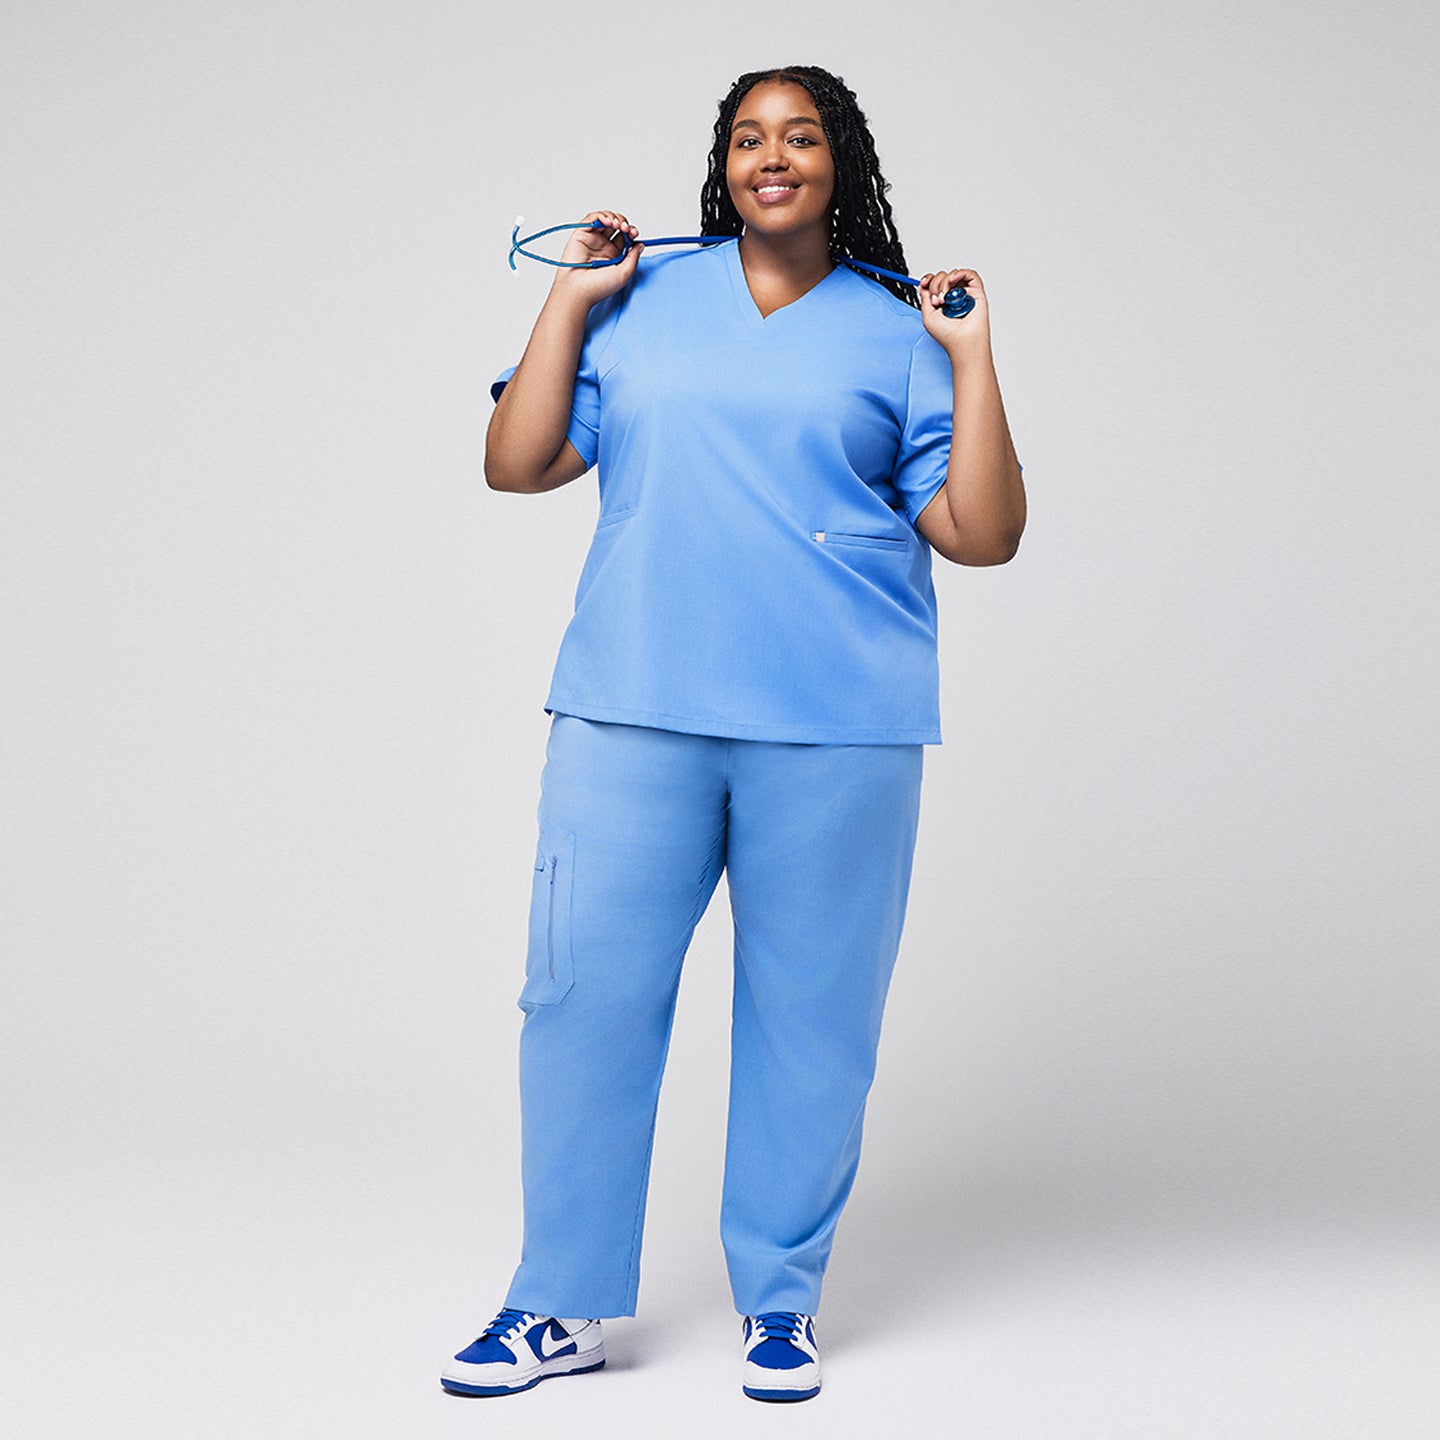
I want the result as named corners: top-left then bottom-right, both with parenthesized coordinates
top-left (483, 402), bottom-right (539, 491)
top-left (483, 456), bottom-right (519, 491)
top-left (483, 453), bottom-right (541, 493)
top-left (483, 427), bottom-right (574, 494)
top-left (980, 526), bottom-right (1024, 566)
top-left (939, 524), bottom-right (1024, 567)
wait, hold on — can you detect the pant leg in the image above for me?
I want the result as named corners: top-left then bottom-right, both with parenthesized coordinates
top-left (504, 715), bottom-right (729, 1319)
top-left (720, 740), bottom-right (924, 1316)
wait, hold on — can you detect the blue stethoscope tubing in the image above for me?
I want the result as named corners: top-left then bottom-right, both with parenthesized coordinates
top-left (509, 218), bottom-right (977, 319)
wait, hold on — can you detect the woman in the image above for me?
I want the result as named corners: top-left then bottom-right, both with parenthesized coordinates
top-left (443, 65), bottom-right (1025, 1403)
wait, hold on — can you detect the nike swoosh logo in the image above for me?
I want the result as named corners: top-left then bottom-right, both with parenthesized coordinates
top-left (539, 1326), bottom-right (576, 1359)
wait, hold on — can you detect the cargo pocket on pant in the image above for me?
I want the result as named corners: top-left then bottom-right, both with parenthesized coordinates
top-left (518, 829), bottom-right (576, 1010)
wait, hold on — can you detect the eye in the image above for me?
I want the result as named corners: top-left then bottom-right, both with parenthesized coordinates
top-left (789, 135), bottom-right (817, 146)
top-left (734, 135), bottom-right (759, 149)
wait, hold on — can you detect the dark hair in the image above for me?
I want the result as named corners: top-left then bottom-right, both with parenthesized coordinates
top-left (700, 66), bottom-right (918, 310)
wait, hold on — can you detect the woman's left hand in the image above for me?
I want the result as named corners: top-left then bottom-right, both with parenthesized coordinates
top-left (917, 267), bottom-right (992, 358)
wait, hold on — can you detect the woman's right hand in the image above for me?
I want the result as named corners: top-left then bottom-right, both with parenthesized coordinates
top-left (487, 210), bottom-right (641, 493)
top-left (551, 210), bottom-right (643, 307)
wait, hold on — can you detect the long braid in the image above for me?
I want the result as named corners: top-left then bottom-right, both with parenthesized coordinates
top-left (700, 66), bottom-right (919, 310)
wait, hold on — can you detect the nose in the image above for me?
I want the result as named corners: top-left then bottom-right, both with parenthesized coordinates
top-left (759, 138), bottom-right (790, 169)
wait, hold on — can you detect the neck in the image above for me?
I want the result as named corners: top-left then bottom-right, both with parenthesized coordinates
top-left (736, 225), bottom-right (834, 290)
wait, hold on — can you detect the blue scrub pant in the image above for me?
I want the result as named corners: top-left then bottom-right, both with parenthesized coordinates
top-left (503, 714), bottom-right (924, 1319)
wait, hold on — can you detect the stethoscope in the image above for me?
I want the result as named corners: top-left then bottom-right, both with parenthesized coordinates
top-left (509, 218), bottom-right (977, 319)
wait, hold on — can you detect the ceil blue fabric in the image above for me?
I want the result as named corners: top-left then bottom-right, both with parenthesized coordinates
top-left (504, 713), bottom-right (924, 1320)
top-left (491, 239), bottom-right (955, 746)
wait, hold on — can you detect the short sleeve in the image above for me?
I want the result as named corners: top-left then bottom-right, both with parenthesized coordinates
top-left (489, 367), bottom-right (516, 403)
top-left (892, 333), bottom-right (955, 523)
top-left (489, 293), bottom-right (625, 472)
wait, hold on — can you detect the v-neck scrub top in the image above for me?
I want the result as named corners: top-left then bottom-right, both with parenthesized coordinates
top-left (492, 238), bottom-right (959, 745)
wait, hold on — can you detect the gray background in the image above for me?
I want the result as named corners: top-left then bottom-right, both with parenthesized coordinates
top-left (3, 0), bottom-right (1436, 1436)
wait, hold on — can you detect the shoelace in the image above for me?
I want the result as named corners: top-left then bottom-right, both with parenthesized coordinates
top-left (480, 1308), bottom-right (537, 1341)
top-left (752, 1311), bottom-right (807, 1344)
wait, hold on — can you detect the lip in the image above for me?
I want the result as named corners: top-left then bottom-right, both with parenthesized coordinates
top-left (752, 180), bottom-right (801, 205)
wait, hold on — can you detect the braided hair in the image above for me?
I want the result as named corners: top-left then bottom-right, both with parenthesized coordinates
top-left (700, 66), bottom-right (919, 310)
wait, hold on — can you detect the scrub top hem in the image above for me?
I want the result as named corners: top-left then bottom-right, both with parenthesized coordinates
top-left (544, 698), bottom-right (942, 747)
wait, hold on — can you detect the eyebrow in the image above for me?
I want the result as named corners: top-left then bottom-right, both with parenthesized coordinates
top-left (731, 116), bottom-right (823, 131)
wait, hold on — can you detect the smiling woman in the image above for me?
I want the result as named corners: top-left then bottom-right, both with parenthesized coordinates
top-left (727, 83), bottom-right (835, 234)
top-left (450, 64), bottom-right (1026, 1406)
top-left (702, 66), bottom-right (923, 314)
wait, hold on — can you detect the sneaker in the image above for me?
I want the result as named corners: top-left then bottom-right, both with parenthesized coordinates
top-left (741, 1311), bottom-right (821, 1401)
top-left (440, 1309), bottom-right (605, 1396)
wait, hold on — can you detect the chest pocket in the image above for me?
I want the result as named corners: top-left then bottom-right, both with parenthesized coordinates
top-left (518, 829), bottom-right (576, 1010)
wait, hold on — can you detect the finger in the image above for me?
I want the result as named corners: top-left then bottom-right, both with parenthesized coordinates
top-left (583, 211), bottom-right (637, 240)
top-left (576, 214), bottom-right (610, 248)
top-left (583, 213), bottom-right (638, 261)
top-left (924, 266), bottom-right (975, 284)
top-left (598, 211), bottom-right (637, 239)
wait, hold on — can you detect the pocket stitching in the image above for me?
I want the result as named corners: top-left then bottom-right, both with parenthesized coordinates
top-left (811, 529), bottom-right (909, 551)
top-left (520, 830), bottom-right (576, 1007)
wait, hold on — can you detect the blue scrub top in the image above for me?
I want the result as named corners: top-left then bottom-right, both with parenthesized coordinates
top-left (493, 239), bottom-right (958, 745)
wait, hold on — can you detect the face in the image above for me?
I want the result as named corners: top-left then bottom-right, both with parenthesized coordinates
top-left (724, 80), bottom-right (836, 240)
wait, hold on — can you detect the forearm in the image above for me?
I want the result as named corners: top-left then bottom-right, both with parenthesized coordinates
top-left (484, 288), bottom-right (592, 492)
top-left (941, 350), bottom-right (1026, 563)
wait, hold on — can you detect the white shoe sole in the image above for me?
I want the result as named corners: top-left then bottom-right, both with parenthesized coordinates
top-left (743, 1358), bottom-right (820, 1402)
top-left (441, 1344), bottom-right (605, 1396)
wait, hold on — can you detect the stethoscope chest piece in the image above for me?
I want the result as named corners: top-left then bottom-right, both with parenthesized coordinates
top-left (941, 289), bottom-right (975, 319)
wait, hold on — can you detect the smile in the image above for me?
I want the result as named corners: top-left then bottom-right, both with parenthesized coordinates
top-left (753, 182), bottom-right (802, 205)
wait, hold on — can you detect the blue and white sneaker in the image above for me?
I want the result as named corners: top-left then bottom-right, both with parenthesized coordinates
top-left (741, 1311), bottom-right (821, 1401)
top-left (440, 1309), bottom-right (605, 1396)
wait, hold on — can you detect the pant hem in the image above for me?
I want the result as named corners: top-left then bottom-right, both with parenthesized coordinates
top-left (506, 1264), bottom-right (639, 1320)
